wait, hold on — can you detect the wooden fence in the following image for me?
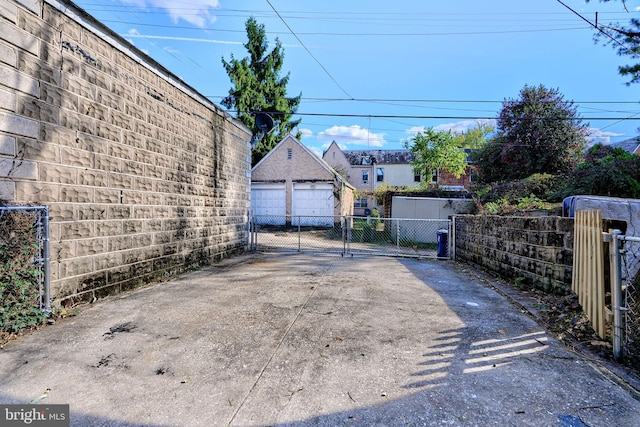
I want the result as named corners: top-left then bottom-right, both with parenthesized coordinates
top-left (572, 210), bottom-right (606, 338)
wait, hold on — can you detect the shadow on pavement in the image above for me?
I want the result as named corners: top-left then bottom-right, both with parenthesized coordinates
top-left (1, 254), bottom-right (638, 427)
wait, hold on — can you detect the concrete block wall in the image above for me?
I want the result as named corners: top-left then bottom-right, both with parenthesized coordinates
top-left (0, 0), bottom-right (252, 303)
top-left (454, 215), bottom-right (574, 294)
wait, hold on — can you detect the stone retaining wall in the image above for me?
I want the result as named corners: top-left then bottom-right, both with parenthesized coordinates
top-left (0, 0), bottom-right (251, 303)
top-left (454, 215), bottom-right (574, 294)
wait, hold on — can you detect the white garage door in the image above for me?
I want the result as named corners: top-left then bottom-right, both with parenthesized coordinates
top-left (292, 183), bottom-right (334, 227)
top-left (251, 183), bottom-right (286, 225)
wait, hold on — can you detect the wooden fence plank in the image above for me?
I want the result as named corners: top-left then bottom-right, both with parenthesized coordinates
top-left (572, 210), bottom-right (606, 339)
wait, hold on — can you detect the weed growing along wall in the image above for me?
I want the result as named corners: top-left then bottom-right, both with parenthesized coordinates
top-left (0, 0), bottom-right (252, 304)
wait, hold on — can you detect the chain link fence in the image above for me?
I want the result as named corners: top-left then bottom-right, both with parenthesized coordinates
top-left (621, 239), bottom-right (640, 365)
top-left (250, 215), bottom-right (450, 259)
top-left (250, 215), bottom-right (345, 254)
top-left (0, 206), bottom-right (51, 333)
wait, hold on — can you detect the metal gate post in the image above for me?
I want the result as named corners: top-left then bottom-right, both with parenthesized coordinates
top-left (609, 229), bottom-right (623, 361)
top-left (341, 216), bottom-right (346, 256)
top-left (346, 216), bottom-right (352, 256)
top-left (297, 218), bottom-right (301, 252)
top-left (450, 216), bottom-right (456, 261)
top-left (42, 206), bottom-right (51, 315)
top-left (247, 212), bottom-right (252, 251)
top-left (253, 215), bottom-right (258, 251)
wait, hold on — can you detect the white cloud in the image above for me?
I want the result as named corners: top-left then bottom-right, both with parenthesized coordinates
top-left (585, 127), bottom-right (624, 145)
top-left (433, 119), bottom-right (497, 134)
top-left (405, 126), bottom-right (426, 136)
top-left (317, 125), bottom-right (385, 148)
top-left (404, 120), bottom-right (496, 138)
top-left (118, 0), bottom-right (220, 28)
top-left (308, 146), bottom-right (323, 158)
top-left (123, 33), bottom-right (241, 45)
top-left (298, 128), bottom-right (314, 138)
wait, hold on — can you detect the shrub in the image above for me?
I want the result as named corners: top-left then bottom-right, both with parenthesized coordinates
top-left (555, 143), bottom-right (640, 199)
top-left (0, 211), bottom-right (46, 334)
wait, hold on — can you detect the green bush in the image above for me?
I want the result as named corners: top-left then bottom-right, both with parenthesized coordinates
top-left (473, 173), bottom-right (563, 214)
top-left (0, 212), bottom-right (46, 334)
top-left (555, 143), bottom-right (640, 199)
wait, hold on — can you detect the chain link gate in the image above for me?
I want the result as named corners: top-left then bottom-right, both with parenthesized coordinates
top-left (615, 232), bottom-right (640, 364)
top-left (0, 206), bottom-right (51, 315)
top-left (249, 215), bottom-right (451, 259)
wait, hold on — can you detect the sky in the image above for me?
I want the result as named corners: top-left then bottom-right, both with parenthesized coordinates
top-left (71, 0), bottom-right (640, 156)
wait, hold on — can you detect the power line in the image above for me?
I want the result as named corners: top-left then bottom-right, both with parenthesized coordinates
top-left (265, 0), bottom-right (352, 99)
top-left (77, 3), bottom-right (640, 18)
top-left (103, 19), bottom-right (590, 37)
top-left (555, 0), bottom-right (639, 58)
top-left (207, 95), bottom-right (640, 104)
top-left (226, 110), bottom-right (640, 121)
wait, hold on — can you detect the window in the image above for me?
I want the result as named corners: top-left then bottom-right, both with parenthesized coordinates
top-left (287, 148), bottom-right (292, 160)
top-left (376, 167), bottom-right (384, 182)
top-left (354, 198), bottom-right (368, 208)
top-left (430, 169), bottom-right (438, 184)
top-left (362, 170), bottom-right (369, 184)
top-left (414, 171), bottom-right (421, 182)
top-left (469, 166), bottom-right (477, 184)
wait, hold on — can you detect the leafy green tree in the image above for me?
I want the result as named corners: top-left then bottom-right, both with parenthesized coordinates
top-left (559, 143), bottom-right (640, 198)
top-left (457, 122), bottom-right (495, 148)
top-left (222, 17), bottom-right (301, 165)
top-left (404, 128), bottom-right (467, 188)
top-left (472, 84), bottom-right (587, 183)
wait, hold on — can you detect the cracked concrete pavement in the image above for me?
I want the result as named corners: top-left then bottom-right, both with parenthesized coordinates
top-left (1, 252), bottom-right (639, 426)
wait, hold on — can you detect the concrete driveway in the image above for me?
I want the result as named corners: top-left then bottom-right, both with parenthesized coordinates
top-left (1, 252), bottom-right (639, 426)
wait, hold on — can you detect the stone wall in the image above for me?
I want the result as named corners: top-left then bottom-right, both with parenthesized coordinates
top-left (0, 0), bottom-right (252, 303)
top-left (453, 215), bottom-right (574, 294)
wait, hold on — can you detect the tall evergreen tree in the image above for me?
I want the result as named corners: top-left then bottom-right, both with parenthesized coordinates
top-left (222, 17), bottom-right (301, 165)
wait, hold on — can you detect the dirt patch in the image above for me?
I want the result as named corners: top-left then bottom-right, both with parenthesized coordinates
top-left (103, 322), bottom-right (137, 340)
top-left (94, 353), bottom-right (115, 368)
top-left (532, 292), bottom-right (614, 359)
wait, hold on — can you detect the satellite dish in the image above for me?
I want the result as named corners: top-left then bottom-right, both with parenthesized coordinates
top-left (255, 113), bottom-right (275, 133)
top-left (250, 113), bottom-right (276, 147)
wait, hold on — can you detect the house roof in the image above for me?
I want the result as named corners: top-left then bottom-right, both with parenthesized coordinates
top-left (341, 147), bottom-right (475, 165)
top-left (252, 134), bottom-right (355, 189)
top-left (611, 138), bottom-right (640, 155)
top-left (342, 149), bottom-right (415, 166)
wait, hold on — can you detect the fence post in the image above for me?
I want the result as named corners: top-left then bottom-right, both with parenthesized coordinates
top-left (450, 216), bottom-right (456, 261)
top-left (252, 215), bottom-right (257, 251)
top-left (297, 217), bottom-right (301, 252)
top-left (609, 229), bottom-right (623, 361)
top-left (341, 216), bottom-right (346, 256)
top-left (43, 206), bottom-right (51, 315)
